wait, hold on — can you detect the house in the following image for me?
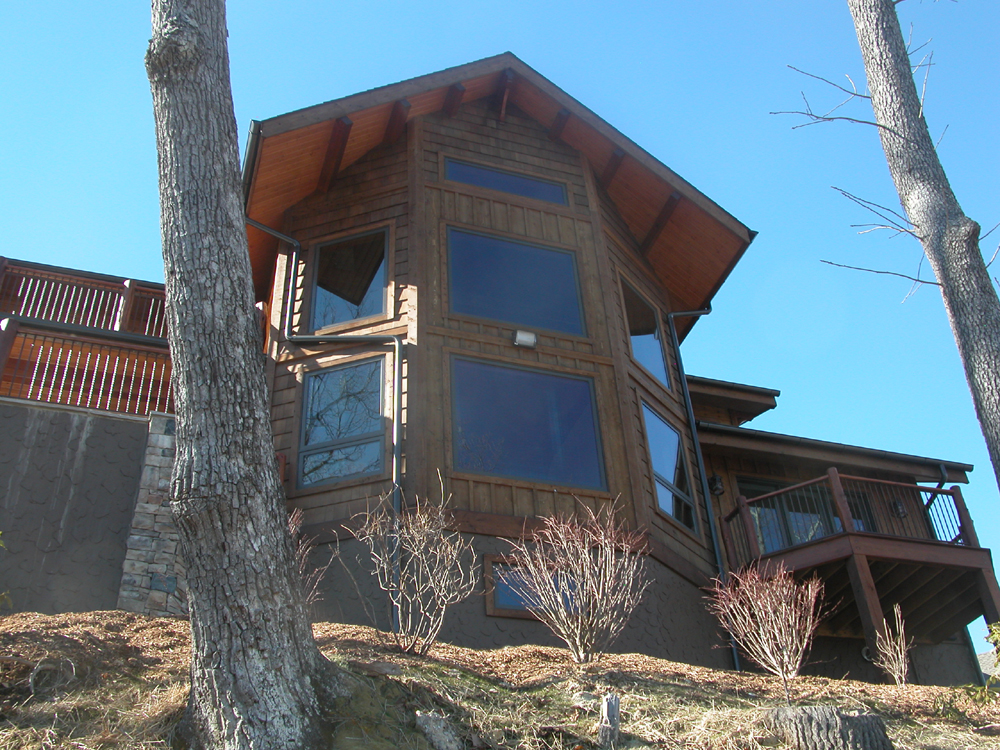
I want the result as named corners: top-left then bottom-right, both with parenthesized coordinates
top-left (1, 54), bottom-right (996, 686)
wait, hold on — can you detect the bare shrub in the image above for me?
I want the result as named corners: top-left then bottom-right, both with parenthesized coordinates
top-left (354, 477), bottom-right (478, 655)
top-left (500, 502), bottom-right (649, 664)
top-left (287, 507), bottom-right (335, 606)
top-left (706, 564), bottom-right (824, 704)
top-left (874, 603), bottom-right (913, 687)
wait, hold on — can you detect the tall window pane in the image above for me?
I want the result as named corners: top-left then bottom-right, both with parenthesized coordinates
top-left (641, 403), bottom-right (695, 529)
top-left (449, 229), bottom-right (585, 336)
top-left (452, 358), bottom-right (605, 489)
top-left (312, 230), bottom-right (387, 330)
top-left (621, 281), bottom-right (669, 387)
top-left (300, 359), bottom-right (383, 486)
top-left (445, 158), bottom-right (569, 205)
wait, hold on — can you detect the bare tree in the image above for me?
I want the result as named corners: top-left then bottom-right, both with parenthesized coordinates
top-left (288, 508), bottom-right (337, 607)
top-left (707, 565), bottom-right (824, 705)
top-left (146, 0), bottom-right (347, 746)
top-left (501, 502), bottom-right (649, 665)
top-left (873, 603), bottom-right (913, 687)
top-left (354, 480), bottom-right (478, 655)
top-left (845, 0), bottom-right (1000, 494)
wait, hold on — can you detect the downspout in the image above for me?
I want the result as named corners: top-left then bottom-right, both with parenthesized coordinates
top-left (245, 217), bottom-right (404, 629)
top-left (666, 305), bottom-right (741, 672)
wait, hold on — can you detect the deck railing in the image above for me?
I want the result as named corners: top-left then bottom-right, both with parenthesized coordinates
top-left (0, 258), bottom-right (167, 338)
top-left (721, 467), bottom-right (978, 570)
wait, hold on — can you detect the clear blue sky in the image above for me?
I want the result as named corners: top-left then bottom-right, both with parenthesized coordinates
top-left (2, 2), bottom-right (997, 644)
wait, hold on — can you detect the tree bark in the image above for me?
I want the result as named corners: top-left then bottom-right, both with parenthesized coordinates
top-left (770, 706), bottom-right (893, 750)
top-left (145, 0), bottom-right (347, 747)
top-left (847, 0), bottom-right (1000, 497)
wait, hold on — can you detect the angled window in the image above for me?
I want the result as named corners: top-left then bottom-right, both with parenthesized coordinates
top-left (448, 228), bottom-right (585, 336)
top-left (299, 359), bottom-right (383, 487)
top-left (452, 358), bottom-right (605, 490)
top-left (312, 229), bottom-right (387, 330)
top-left (621, 280), bottom-right (670, 388)
top-left (641, 403), bottom-right (695, 529)
top-left (445, 158), bottom-right (568, 205)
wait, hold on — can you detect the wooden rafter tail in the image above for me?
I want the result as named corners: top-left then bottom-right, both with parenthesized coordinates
top-left (494, 68), bottom-right (515, 122)
top-left (600, 148), bottom-right (625, 189)
top-left (443, 83), bottom-right (466, 118)
top-left (383, 99), bottom-right (411, 145)
top-left (548, 108), bottom-right (571, 141)
top-left (317, 116), bottom-right (353, 192)
top-left (640, 191), bottom-right (682, 256)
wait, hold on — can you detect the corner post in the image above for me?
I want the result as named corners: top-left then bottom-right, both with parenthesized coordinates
top-left (950, 485), bottom-right (979, 547)
top-left (736, 495), bottom-right (761, 560)
top-left (827, 467), bottom-right (855, 533)
top-left (846, 552), bottom-right (885, 659)
top-left (0, 316), bottom-right (20, 374)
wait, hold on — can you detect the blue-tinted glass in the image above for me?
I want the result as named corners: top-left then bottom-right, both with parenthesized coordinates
top-left (449, 229), bottom-right (584, 335)
top-left (642, 404), bottom-right (693, 526)
top-left (303, 361), bottom-right (382, 446)
top-left (621, 282), bottom-right (669, 386)
top-left (301, 440), bottom-right (382, 486)
top-left (494, 564), bottom-right (532, 610)
top-left (312, 231), bottom-right (386, 329)
top-left (452, 359), bottom-right (604, 489)
top-left (445, 159), bottom-right (568, 205)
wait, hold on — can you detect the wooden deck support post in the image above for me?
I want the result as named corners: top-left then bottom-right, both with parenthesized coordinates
top-left (0, 317), bottom-right (20, 374)
top-left (976, 567), bottom-right (1000, 627)
top-left (719, 520), bottom-right (739, 572)
top-left (736, 495), bottom-right (761, 560)
top-left (950, 485), bottom-right (980, 548)
top-left (846, 553), bottom-right (885, 658)
top-left (827, 467), bottom-right (856, 533)
top-left (115, 279), bottom-right (137, 333)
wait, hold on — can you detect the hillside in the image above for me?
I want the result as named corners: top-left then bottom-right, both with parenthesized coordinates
top-left (1, 611), bottom-right (999, 749)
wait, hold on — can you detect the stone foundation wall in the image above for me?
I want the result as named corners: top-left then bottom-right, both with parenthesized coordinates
top-left (116, 413), bottom-right (187, 617)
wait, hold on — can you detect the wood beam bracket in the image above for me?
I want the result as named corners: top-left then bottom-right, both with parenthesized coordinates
top-left (600, 148), bottom-right (625, 189)
top-left (494, 68), bottom-right (515, 122)
top-left (639, 191), bottom-right (682, 256)
top-left (317, 116), bottom-right (353, 192)
top-left (383, 99), bottom-right (411, 145)
top-left (443, 83), bottom-right (466, 117)
top-left (548, 108), bottom-right (571, 141)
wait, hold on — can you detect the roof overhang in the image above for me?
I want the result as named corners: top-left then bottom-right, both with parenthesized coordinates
top-left (687, 375), bottom-right (779, 424)
top-left (242, 53), bottom-right (754, 339)
top-left (698, 421), bottom-right (972, 483)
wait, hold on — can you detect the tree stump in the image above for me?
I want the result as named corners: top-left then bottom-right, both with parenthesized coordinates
top-left (769, 706), bottom-right (893, 750)
top-left (597, 693), bottom-right (620, 749)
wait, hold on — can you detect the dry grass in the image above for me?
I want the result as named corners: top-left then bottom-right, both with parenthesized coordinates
top-left (2, 612), bottom-right (999, 748)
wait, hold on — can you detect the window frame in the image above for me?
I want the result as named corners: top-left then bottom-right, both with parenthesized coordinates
top-left (445, 225), bottom-right (588, 338)
top-left (303, 223), bottom-right (394, 335)
top-left (618, 273), bottom-right (672, 391)
top-left (449, 355), bottom-right (608, 492)
top-left (639, 400), bottom-right (698, 533)
top-left (483, 555), bottom-right (537, 620)
top-left (439, 153), bottom-right (574, 211)
top-left (295, 355), bottom-right (388, 491)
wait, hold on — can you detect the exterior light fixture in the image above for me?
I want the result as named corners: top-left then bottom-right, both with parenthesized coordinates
top-left (708, 474), bottom-right (725, 496)
top-left (513, 330), bottom-right (537, 349)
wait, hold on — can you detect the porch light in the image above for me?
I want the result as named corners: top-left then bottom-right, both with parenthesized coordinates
top-left (513, 330), bottom-right (537, 349)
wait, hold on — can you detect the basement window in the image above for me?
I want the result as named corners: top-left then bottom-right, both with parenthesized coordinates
top-left (641, 403), bottom-right (695, 530)
top-left (312, 229), bottom-right (387, 330)
top-left (452, 357), bottom-right (605, 490)
top-left (448, 228), bottom-right (585, 336)
top-left (299, 359), bottom-right (384, 487)
top-left (445, 158), bottom-right (568, 205)
top-left (621, 280), bottom-right (670, 388)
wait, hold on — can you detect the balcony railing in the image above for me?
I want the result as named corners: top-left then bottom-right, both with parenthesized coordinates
top-left (721, 468), bottom-right (979, 570)
top-left (0, 258), bottom-right (167, 338)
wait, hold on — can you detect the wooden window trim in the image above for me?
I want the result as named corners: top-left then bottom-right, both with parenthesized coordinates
top-left (483, 554), bottom-right (537, 620)
top-left (617, 271), bottom-right (674, 392)
top-left (640, 399), bottom-right (703, 541)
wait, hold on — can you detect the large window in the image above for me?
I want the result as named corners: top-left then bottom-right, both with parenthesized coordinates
top-left (311, 229), bottom-right (387, 330)
top-left (452, 358), bottom-right (605, 489)
top-left (448, 228), bottom-right (585, 336)
top-left (445, 158), bottom-right (568, 205)
top-left (621, 280), bottom-right (670, 388)
top-left (299, 359), bottom-right (384, 487)
top-left (641, 403), bottom-right (695, 529)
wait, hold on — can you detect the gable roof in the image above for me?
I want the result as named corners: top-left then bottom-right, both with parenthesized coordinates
top-left (242, 53), bottom-right (755, 337)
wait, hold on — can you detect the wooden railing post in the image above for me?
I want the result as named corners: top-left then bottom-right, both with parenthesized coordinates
top-left (0, 317), bottom-right (19, 374)
top-left (115, 279), bottom-right (136, 332)
top-left (719, 520), bottom-right (739, 571)
top-left (736, 495), bottom-right (761, 560)
top-left (950, 485), bottom-right (980, 547)
top-left (827, 467), bottom-right (855, 533)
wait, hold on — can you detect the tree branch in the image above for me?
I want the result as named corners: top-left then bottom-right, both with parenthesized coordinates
top-left (787, 65), bottom-right (871, 99)
top-left (821, 259), bottom-right (940, 286)
top-left (833, 186), bottom-right (917, 237)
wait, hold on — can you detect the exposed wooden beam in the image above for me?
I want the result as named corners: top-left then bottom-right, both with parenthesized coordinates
top-left (316, 116), bottom-right (353, 192)
top-left (383, 99), bottom-right (411, 144)
top-left (600, 148), bottom-right (626, 189)
top-left (977, 567), bottom-right (1000, 625)
top-left (548, 108), bottom-right (571, 141)
top-left (639, 191), bottom-right (682, 256)
top-left (927, 600), bottom-right (984, 643)
top-left (846, 554), bottom-right (885, 658)
top-left (494, 68), bottom-right (515, 122)
top-left (443, 83), bottom-right (466, 117)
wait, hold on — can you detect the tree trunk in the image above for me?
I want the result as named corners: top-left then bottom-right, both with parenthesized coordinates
top-left (145, 1), bottom-right (347, 747)
top-left (770, 706), bottom-right (893, 750)
top-left (847, 0), bottom-right (1000, 496)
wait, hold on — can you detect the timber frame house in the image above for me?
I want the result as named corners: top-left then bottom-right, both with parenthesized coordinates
top-left (1, 53), bottom-right (997, 684)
